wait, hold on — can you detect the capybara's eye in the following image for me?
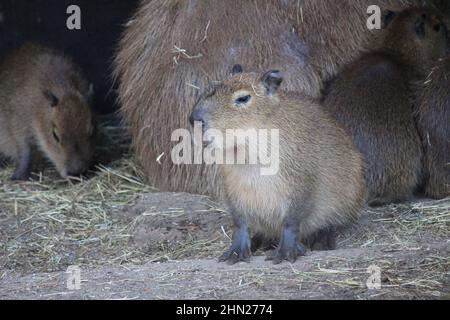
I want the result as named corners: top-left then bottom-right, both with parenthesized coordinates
top-left (433, 24), bottom-right (441, 33)
top-left (235, 95), bottom-right (251, 106)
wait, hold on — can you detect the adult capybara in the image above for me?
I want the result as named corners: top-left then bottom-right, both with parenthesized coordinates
top-left (115, 0), bottom-right (429, 197)
top-left (415, 56), bottom-right (450, 199)
top-left (323, 8), bottom-right (448, 206)
top-left (190, 68), bottom-right (366, 264)
top-left (0, 43), bottom-right (95, 180)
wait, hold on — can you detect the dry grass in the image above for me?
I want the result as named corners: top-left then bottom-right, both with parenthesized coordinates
top-left (372, 200), bottom-right (450, 235)
top-left (0, 120), bottom-right (148, 272)
top-left (0, 157), bottom-right (155, 273)
top-left (339, 198), bottom-right (450, 249)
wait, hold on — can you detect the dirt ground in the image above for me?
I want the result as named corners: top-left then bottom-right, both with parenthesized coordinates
top-left (0, 188), bottom-right (449, 300)
top-left (1, 245), bottom-right (448, 300)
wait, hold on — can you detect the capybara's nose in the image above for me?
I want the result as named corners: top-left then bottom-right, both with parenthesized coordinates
top-left (189, 107), bottom-right (206, 126)
top-left (66, 159), bottom-right (89, 178)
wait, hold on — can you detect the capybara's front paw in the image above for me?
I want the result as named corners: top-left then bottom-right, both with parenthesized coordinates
top-left (219, 237), bottom-right (251, 265)
top-left (266, 242), bottom-right (306, 265)
top-left (11, 169), bottom-right (30, 181)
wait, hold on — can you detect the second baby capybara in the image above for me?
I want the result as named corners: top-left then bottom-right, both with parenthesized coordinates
top-left (0, 43), bottom-right (96, 180)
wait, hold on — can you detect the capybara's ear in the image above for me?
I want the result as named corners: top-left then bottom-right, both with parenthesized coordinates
top-left (231, 64), bottom-right (243, 75)
top-left (42, 89), bottom-right (59, 107)
top-left (384, 10), bottom-right (397, 27)
top-left (261, 70), bottom-right (283, 95)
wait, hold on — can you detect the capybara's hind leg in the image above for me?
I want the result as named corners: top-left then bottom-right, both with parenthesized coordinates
top-left (250, 233), bottom-right (264, 253)
top-left (0, 157), bottom-right (9, 169)
top-left (251, 233), bottom-right (276, 253)
top-left (11, 145), bottom-right (32, 181)
top-left (305, 227), bottom-right (337, 251)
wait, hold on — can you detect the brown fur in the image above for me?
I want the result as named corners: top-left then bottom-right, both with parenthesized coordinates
top-left (190, 70), bottom-right (367, 263)
top-left (0, 43), bottom-right (95, 180)
top-left (414, 56), bottom-right (450, 199)
top-left (114, 0), bottom-right (427, 197)
top-left (322, 8), bottom-right (448, 206)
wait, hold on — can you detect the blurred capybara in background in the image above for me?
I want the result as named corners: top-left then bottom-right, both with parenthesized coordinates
top-left (190, 68), bottom-right (367, 264)
top-left (0, 43), bottom-right (96, 180)
top-left (415, 57), bottom-right (450, 199)
top-left (323, 8), bottom-right (448, 206)
top-left (114, 0), bottom-right (426, 197)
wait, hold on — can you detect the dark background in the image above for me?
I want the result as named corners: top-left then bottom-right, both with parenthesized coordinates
top-left (0, 0), bottom-right (140, 114)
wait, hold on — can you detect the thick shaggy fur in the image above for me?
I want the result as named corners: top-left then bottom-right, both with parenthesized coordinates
top-left (415, 57), bottom-right (450, 199)
top-left (0, 43), bottom-right (95, 179)
top-left (114, 0), bottom-right (423, 197)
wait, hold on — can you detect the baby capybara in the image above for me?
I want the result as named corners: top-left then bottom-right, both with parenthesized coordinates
top-left (190, 68), bottom-right (367, 264)
top-left (0, 43), bottom-right (95, 180)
